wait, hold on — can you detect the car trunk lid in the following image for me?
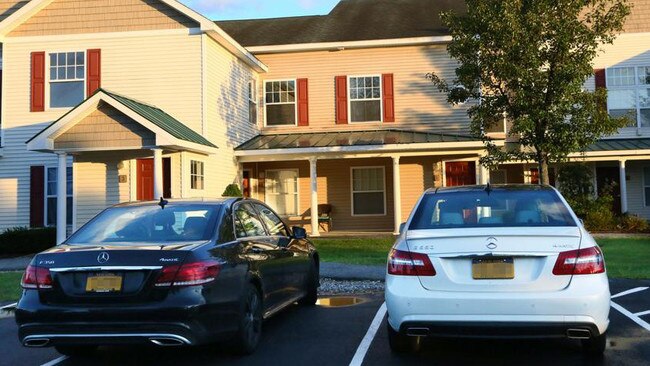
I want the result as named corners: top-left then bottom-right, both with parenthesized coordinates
top-left (406, 227), bottom-right (582, 293)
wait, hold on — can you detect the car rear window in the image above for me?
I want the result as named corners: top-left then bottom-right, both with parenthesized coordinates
top-left (67, 205), bottom-right (221, 245)
top-left (409, 189), bottom-right (576, 230)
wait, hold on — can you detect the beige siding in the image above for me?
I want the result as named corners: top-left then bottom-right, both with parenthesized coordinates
top-left (399, 156), bottom-right (437, 221)
top-left (256, 45), bottom-right (470, 135)
top-left (8, 0), bottom-right (198, 37)
top-left (73, 160), bottom-right (120, 228)
top-left (625, 0), bottom-right (650, 33)
top-left (54, 102), bottom-right (155, 149)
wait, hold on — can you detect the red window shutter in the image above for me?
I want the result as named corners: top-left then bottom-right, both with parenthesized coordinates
top-left (382, 73), bottom-right (395, 122)
top-left (0, 70), bottom-right (3, 119)
top-left (30, 166), bottom-right (45, 228)
top-left (594, 69), bottom-right (606, 89)
top-left (335, 76), bottom-right (348, 124)
top-left (31, 52), bottom-right (45, 112)
top-left (87, 49), bottom-right (101, 96)
top-left (297, 78), bottom-right (309, 126)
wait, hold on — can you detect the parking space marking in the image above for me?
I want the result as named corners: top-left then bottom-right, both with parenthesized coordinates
top-left (611, 301), bottom-right (650, 332)
top-left (635, 310), bottom-right (650, 317)
top-left (349, 302), bottom-right (387, 366)
top-left (0, 302), bottom-right (17, 311)
top-left (611, 287), bottom-right (649, 299)
top-left (40, 356), bottom-right (68, 366)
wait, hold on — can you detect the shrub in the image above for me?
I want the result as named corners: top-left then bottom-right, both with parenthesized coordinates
top-left (583, 194), bottom-right (618, 232)
top-left (222, 184), bottom-right (243, 197)
top-left (557, 164), bottom-right (594, 218)
top-left (618, 214), bottom-right (650, 233)
top-left (0, 227), bottom-right (56, 256)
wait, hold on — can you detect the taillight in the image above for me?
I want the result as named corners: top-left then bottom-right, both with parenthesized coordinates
top-left (21, 265), bottom-right (53, 289)
top-left (155, 261), bottom-right (221, 287)
top-left (553, 247), bottom-right (605, 276)
top-left (388, 249), bottom-right (436, 276)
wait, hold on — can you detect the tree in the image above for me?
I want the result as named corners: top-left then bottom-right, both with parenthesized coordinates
top-left (428, 0), bottom-right (631, 184)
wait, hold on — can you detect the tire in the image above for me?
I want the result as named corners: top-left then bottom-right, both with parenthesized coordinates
top-left (582, 332), bottom-right (607, 357)
top-left (54, 345), bottom-right (97, 357)
top-left (231, 284), bottom-right (263, 355)
top-left (387, 322), bottom-right (412, 353)
top-left (298, 260), bottom-right (319, 306)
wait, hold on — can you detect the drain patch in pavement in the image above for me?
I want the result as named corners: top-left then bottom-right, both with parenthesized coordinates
top-left (316, 296), bottom-right (368, 308)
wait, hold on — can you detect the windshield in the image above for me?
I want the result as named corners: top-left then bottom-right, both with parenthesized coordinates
top-left (409, 189), bottom-right (576, 230)
top-left (67, 204), bottom-right (221, 245)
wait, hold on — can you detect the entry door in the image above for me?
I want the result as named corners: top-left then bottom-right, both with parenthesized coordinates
top-left (136, 158), bottom-right (171, 201)
top-left (242, 170), bottom-right (251, 198)
top-left (445, 162), bottom-right (477, 187)
top-left (596, 167), bottom-right (621, 214)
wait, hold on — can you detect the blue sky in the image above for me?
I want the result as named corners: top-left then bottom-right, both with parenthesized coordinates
top-left (180, 0), bottom-right (340, 20)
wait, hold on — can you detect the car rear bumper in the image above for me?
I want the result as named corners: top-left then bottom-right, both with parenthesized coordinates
top-left (385, 273), bottom-right (610, 337)
top-left (397, 321), bottom-right (601, 339)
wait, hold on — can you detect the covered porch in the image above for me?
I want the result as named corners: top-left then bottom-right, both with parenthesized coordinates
top-left (26, 89), bottom-right (217, 244)
top-left (235, 130), bottom-right (499, 236)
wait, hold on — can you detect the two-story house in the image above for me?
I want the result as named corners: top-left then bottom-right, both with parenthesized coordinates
top-left (2, 0), bottom-right (650, 243)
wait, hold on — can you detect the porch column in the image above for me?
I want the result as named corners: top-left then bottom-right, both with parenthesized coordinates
top-left (619, 159), bottom-right (628, 214)
top-left (152, 148), bottom-right (163, 200)
top-left (56, 152), bottom-right (67, 245)
top-left (309, 157), bottom-right (320, 237)
top-left (392, 156), bottom-right (402, 235)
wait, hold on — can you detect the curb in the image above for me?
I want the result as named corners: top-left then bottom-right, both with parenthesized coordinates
top-left (320, 262), bottom-right (385, 281)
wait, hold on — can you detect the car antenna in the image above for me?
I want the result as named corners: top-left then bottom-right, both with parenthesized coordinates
top-left (484, 182), bottom-right (492, 195)
top-left (158, 197), bottom-right (169, 209)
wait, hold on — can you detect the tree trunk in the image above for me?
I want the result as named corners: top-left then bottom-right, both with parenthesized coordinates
top-left (538, 158), bottom-right (550, 186)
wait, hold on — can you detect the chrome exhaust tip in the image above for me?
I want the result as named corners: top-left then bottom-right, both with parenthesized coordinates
top-left (567, 329), bottom-right (591, 340)
top-left (23, 338), bottom-right (50, 347)
top-left (149, 337), bottom-right (186, 347)
top-left (406, 327), bottom-right (430, 337)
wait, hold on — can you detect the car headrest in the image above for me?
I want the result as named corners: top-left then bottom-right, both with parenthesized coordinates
top-left (515, 210), bottom-right (541, 224)
top-left (183, 217), bottom-right (207, 238)
top-left (479, 217), bottom-right (504, 224)
top-left (440, 212), bottom-right (464, 225)
top-left (154, 210), bottom-right (176, 227)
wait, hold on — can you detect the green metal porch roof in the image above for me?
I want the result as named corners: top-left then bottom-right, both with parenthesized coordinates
top-left (584, 138), bottom-right (650, 152)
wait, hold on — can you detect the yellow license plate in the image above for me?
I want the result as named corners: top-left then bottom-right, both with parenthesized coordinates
top-left (472, 258), bottom-right (514, 280)
top-left (86, 274), bottom-right (123, 293)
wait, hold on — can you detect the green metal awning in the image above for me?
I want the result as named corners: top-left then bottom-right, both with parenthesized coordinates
top-left (235, 129), bottom-right (478, 151)
top-left (584, 138), bottom-right (650, 152)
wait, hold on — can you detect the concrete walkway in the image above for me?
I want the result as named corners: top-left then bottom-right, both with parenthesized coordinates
top-left (321, 262), bottom-right (384, 281)
top-left (0, 256), bottom-right (32, 272)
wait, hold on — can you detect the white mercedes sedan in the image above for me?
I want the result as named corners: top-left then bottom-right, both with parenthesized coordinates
top-left (385, 185), bottom-right (609, 357)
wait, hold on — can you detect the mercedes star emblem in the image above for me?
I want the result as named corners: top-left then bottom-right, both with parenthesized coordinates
top-left (97, 252), bottom-right (110, 264)
top-left (486, 237), bottom-right (498, 250)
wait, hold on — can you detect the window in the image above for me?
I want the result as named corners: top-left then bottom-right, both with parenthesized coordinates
top-left (265, 80), bottom-right (296, 126)
top-left (264, 169), bottom-right (299, 216)
top-left (349, 76), bottom-right (381, 122)
top-left (49, 52), bottom-right (85, 108)
top-left (254, 203), bottom-right (289, 237)
top-left (46, 167), bottom-right (73, 227)
top-left (351, 167), bottom-right (386, 216)
top-left (607, 66), bottom-right (650, 128)
top-left (249, 80), bottom-right (258, 124)
top-left (490, 170), bottom-right (508, 184)
top-left (234, 203), bottom-right (267, 238)
top-left (190, 160), bottom-right (204, 190)
top-left (644, 168), bottom-right (650, 206)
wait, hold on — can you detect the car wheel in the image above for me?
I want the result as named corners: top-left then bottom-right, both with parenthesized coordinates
top-left (54, 345), bottom-right (97, 357)
top-left (387, 322), bottom-right (413, 353)
top-left (298, 260), bottom-right (319, 306)
top-left (582, 332), bottom-right (607, 357)
top-left (232, 284), bottom-right (263, 355)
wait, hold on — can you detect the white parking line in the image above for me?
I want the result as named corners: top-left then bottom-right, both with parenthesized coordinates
top-left (40, 356), bottom-right (68, 366)
top-left (611, 287), bottom-right (649, 299)
top-left (635, 310), bottom-right (650, 317)
top-left (611, 301), bottom-right (650, 332)
top-left (349, 302), bottom-right (387, 366)
top-left (0, 302), bottom-right (17, 310)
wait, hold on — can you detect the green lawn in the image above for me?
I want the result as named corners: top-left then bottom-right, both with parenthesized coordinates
top-left (0, 272), bottom-right (22, 303)
top-left (313, 236), bottom-right (650, 279)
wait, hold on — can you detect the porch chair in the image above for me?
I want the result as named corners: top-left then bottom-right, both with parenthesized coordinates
top-left (317, 204), bottom-right (333, 231)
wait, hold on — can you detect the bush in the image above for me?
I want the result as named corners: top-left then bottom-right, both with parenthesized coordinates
top-left (618, 214), bottom-right (650, 233)
top-left (557, 164), bottom-right (594, 218)
top-left (583, 194), bottom-right (618, 232)
top-left (222, 184), bottom-right (243, 197)
top-left (0, 227), bottom-right (56, 256)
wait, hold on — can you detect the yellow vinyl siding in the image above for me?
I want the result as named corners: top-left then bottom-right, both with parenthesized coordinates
top-left (8, 0), bottom-right (198, 37)
top-left (256, 45), bottom-right (470, 135)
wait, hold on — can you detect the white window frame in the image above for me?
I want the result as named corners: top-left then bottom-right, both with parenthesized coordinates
top-left (606, 66), bottom-right (650, 129)
top-left (264, 169), bottom-right (300, 217)
top-left (350, 166), bottom-right (387, 217)
top-left (347, 75), bottom-right (383, 123)
top-left (47, 50), bottom-right (87, 110)
top-left (45, 166), bottom-right (73, 227)
top-left (263, 79), bottom-right (298, 127)
top-left (190, 160), bottom-right (205, 191)
top-left (643, 167), bottom-right (650, 207)
top-left (248, 79), bottom-right (258, 125)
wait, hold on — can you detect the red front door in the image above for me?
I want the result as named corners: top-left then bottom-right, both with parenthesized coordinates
top-left (137, 159), bottom-right (154, 201)
top-left (242, 171), bottom-right (251, 198)
top-left (445, 162), bottom-right (476, 187)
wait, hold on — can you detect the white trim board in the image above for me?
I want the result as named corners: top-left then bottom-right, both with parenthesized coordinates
top-left (247, 36), bottom-right (453, 54)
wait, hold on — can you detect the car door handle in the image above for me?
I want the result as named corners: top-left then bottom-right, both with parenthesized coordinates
top-left (251, 247), bottom-right (264, 254)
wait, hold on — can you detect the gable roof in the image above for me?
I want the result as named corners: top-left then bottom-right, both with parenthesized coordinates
top-left (218, 0), bottom-right (466, 48)
top-left (27, 89), bottom-right (217, 153)
top-left (0, 0), bottom-right (267, 72)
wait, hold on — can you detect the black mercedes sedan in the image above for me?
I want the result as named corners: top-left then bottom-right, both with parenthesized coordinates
top-left (15, 198), bottom-right (319, 356)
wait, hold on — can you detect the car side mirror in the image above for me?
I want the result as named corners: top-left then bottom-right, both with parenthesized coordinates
top-left (292, 227), bottom-right (307, 239)
top-left (399, 222), bottom-right (406, 234)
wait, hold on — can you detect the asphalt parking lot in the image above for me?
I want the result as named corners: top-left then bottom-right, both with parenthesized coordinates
top-left (1, 279), bottom-right (649, 366)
